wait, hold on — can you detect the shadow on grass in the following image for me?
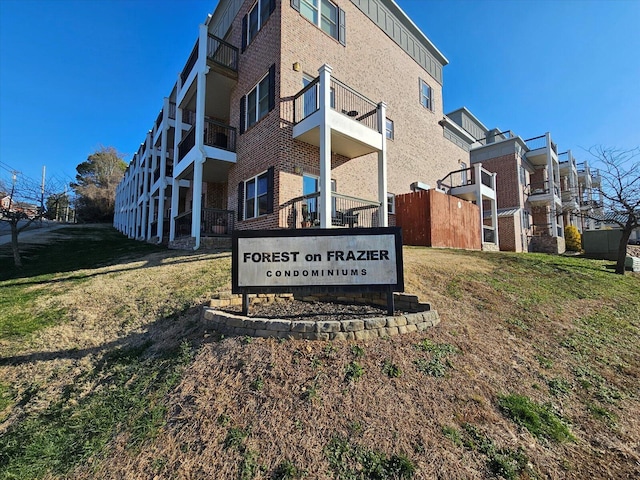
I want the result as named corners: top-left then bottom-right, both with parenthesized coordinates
top-left (0, 224), bottom-right (231, 283)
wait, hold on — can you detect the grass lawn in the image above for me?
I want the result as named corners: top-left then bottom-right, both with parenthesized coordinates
top-left (0, 225), bottom-right (638, 479)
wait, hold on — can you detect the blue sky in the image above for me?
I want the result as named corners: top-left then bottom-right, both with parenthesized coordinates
top-left (1, 0), bottom-right (639, 190)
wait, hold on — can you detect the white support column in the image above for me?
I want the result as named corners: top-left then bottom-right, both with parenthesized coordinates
top-left (318, 64), bottom-right (333, 229)
top-left (474, 163), bottom-right (485, 243)
top-left (377, 102), bottom-right (388, 227)
top-left (169, 178), bottom-right (179, 241)
top-left (546, 132), bottom-right (558, 237)
top-left (191, 36), bottom-right (208, 247)
top-left (491, 172), bottom-right (499, 247)
top-left (157, 97), bottom-right (169, 243)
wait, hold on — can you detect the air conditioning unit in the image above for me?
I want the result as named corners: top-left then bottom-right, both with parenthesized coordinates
top-left (410, 181), bottom-right (431, 192)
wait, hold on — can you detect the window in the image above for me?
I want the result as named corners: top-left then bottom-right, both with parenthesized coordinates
top-left (242, 169), bottom-right (273, 220)
top-left (242, 0), bottom-right (275, 51)
top-left (385, 118), bottom-right (394, 140)
top-left (460, 162), bottom-right (467, 184)
top-left (420, 79), bottom-right (433, 111)
top-left (387, 193), bottom-right (395, 214)
top-left (519, 165), bottom-right (527, 186)
top-left (302, 174), bottom-right (336, 222)
top-left (240, 65), bottom-right (275, 133)
top-left (292, 0), bottom-right (346, 45)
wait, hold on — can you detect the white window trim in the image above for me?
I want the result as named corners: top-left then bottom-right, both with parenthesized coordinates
top-left (247, 0), bottom-right (271, 45)
top-left (244, 170), bottom-right (269, 219)
top-left (419, 78), bottom-right (433, 111)
top-left (246, 72), bottom-right (270, 128)
top-left (385, 118), bottom-right (394, 140)
top-left (387, 192), bottom-right (395, 215)
top-left (300, 0), bottom-right (339, 40)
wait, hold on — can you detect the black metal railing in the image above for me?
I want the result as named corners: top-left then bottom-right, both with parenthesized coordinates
top-left (201, 208), bottom-right (234, 236)
top-left (174, 208), bottom-right (235, 237)
top-left (153, 167), bottom-right (161, 183)
top-left (178, 127), bottom-right (196, 162)
top-left (204, 118), bottom-right (236, 151)
top-left (292, 76), bottom-right (379, 131)
top-left (473, 130), bottom-right (515, 145)
top-left (281, 192), bottom-right (381, 229)
top-left (182, 109), bottom-right (196, 125)
top-left (155, 109), bottom-right (163, 131)
top-left (206, 34), bottom-right (238, 71)
top-left (481, 170), bottom-right (493, 188)
top-left (331, 77), bottom-right (379, 131)
top-left (180, 40), bottom-right (199, 85)
top-left (293, 77), bottom-right (319, 123)
top-left (524, 134), bottom-right (557, 154)
top-left (527, 181), bottom-right (560, 197)
top-left (174, 210), bottom-right (192, 237)
top-left (438, 167), bottom-right (473, 192)
top-left (168, 102), bottom-right (176, 120)
top-left (483, 226), bottom-right (496, 243)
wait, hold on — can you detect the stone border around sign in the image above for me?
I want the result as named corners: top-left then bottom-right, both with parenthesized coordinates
top-left (201, 292), bottom-right (440, 341)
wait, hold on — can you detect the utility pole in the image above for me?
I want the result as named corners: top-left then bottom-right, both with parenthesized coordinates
top-left (41, 165), bottom-right (46, 224)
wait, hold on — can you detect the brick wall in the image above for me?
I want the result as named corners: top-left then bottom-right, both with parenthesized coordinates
top-left (219, 0), bottom-right (469, 231)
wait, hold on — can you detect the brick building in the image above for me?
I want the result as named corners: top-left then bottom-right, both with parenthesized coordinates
top-left (114, 0), bottom-right (497, 249)
top-left (444, 107), bottom-right (602, 253)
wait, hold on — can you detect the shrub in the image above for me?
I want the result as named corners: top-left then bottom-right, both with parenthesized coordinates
top-left (565, 225), bottom-right (582, 252)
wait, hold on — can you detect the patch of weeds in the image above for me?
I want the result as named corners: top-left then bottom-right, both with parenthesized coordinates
top-left (441, 425), bottom-right (462, 447)
top-left (310, 356), bottom-right (323, 369)
top-left (151, 456), bottom-right (168, 473)
top-left (344, 361), bottom-right (365, 383)
top-left (251, 376), bottom-right (265, 391)
top-left (323, 342), bottom-right (337, 358)
top-left (272, 459), bottom-right (306, 479)
top-left (586, 403), bottom-right (618, 424)
top-left (547, 377), bottom-right (572, 397)
top-left (348, 421), bottom-right (364, 436)
top-left (350, 344), bottom-right (365, 358)
top-left (239, 449), bottom-right (261, 480)
top-left (301, 384), bottom-right (319, 403)
top-left (223, 426), bottom-right (250, 450)
top-left (505, 318), bottom-right (529, 330)
top-left (535, 354), bottom-right (553, 369)
top-left (242, 336), bottom-right (254, 345)
top-left (0, 382), bottom-right (13, 413)
top-left (459, 423), bottom-right (530, 480)
top-left (573, 365), bottom-right (623, 403)
top-left (498, 393), bottom-right (575, 442)
top-left (413, 339), bottom-right (460, 377)
top-left (382, 359), bottom-right (402, 378)
top-left (217, 413), bottom-right (231, 426)
top-left (325, 435), bottom-right (415, 479)
top-left (445, 276), bottom-right (463, 300)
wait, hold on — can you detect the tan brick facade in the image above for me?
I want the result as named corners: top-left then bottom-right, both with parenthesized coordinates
top-left (225, 0), bottom-right (468, 230)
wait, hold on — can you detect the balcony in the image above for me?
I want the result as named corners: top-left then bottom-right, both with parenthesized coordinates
top-left (291, 70), bottom-right (383, 159)
top-left (527, 181), bottom-right (561, 206)
top-left (525, 134), bottom-right (558, 166)
top-left (206, 34), bottom-right (238, 74)
top-left (174, 208), bottom-right (235, 237)
top-left (438, 164), bottom-right (496, 202)
top-left (281, 192), bottom-right (381, 229)
top-left (180, 41), bottom-right (199, 85)
top-left (177, 119), bottom-right (236, 163)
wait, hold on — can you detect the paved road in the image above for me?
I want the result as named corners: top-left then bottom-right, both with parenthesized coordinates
top-left (0, 220), bottom-right (69, 246)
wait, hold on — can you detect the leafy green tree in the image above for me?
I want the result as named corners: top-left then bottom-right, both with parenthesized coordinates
top-left (71, 146), bottom-right (127, 222)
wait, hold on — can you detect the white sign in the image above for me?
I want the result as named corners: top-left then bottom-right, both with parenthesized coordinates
top-left (236, 234), bottom-right (398, 287)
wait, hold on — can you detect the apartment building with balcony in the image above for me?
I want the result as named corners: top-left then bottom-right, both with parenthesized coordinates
top-left (443, 107), bottom-right (599, 254)
top-left (114, 0), bottom-right (482, 249)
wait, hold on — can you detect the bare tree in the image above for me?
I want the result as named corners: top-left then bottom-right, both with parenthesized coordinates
top-left (588, 146), bottom-right (640, 275)
top-left (1, 173), bottom-right (66, 267)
